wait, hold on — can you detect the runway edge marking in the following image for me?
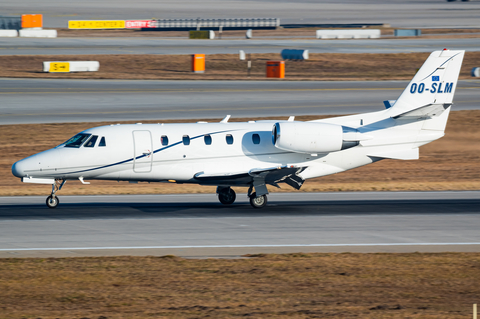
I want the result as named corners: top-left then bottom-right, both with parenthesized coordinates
top-left (2, 242), bottom-right (480, 251)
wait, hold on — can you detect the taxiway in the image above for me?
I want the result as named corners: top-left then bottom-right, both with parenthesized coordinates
top-left (2, 79), bottom-right (480, 124)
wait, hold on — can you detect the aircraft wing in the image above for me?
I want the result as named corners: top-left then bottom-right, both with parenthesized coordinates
top-left (194, 165), bottom-right (307, 190)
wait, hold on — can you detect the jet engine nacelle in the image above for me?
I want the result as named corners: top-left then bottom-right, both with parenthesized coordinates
top-left (272, 122), bottom-right (359, 154)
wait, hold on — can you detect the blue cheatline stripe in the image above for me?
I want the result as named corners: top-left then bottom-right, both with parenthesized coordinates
top-left (417, 52), bottom-right (461, 82)
top-left (63, 129), bottom-right (236, 175)
top-left (1, 243), bottom-right (480, 251)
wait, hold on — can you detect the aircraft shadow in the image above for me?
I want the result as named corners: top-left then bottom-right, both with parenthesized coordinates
top-left (0, 199), bottom-right (479, 220)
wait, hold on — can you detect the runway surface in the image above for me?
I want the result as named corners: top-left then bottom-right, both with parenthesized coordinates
top-left (4, 0), bottom-right (480, 28)
top-left (0, 191), bottom-right (479, 258)
top-left (2, 79), bottom-right (479, 125)
top-left (1, 37), bottom-right (480, 55)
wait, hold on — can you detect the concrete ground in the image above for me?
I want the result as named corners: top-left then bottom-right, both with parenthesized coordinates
top-left (1, 37), bottom-right (480, 55)
top-left (1, 191), bottom-right (479, 258)
top-left (1, 79), bottom-right (479, 124)
top-left (3, 0), bottom-right (480, 28)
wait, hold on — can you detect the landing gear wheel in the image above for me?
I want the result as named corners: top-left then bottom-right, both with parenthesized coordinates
top-left (46, 195), bottom-right (59, 209)
top-left (249, 192), bottom-right (267, 209)
top-left (218, 188), bottom-right (236, 205)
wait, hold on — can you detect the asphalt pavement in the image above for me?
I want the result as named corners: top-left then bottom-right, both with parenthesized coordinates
top-left (1, 37), bottom-right (480, 55)
top-left (1, 79), bottom-right (479, 125)
top-left (0, 191), bottom-right (479, 258)
top-left (4, 0), bottom-right (480, 28)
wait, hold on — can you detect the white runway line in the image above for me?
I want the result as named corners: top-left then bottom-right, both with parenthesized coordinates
top-left (2, 242), bottom-right (480, 251)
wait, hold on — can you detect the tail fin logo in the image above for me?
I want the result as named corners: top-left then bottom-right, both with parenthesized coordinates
top-left (410, 82), bottom-right (453, 94)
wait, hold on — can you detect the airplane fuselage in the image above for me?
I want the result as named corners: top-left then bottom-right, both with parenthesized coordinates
top-left (11, 49), bottom-right (465, 208)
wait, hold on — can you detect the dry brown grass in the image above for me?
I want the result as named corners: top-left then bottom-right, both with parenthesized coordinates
top-left (1, 51), bottom-right (480, 81)
top-left (1, 110), bottom-right (480, 196)
top-left (56, 27), bottom-right (480, 39)
top-left (1, 253), bottom-right (480, 318)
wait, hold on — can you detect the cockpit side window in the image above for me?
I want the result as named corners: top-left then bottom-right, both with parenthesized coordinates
top-left (84, 135), bottom-right (98, 148)
top-left (99, 137), bottom-right (106, 147)
top-left (64, 133), bottom-right (91, 148)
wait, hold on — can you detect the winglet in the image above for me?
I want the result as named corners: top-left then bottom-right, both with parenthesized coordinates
top-left (220, 115), bottom-right (231, 123)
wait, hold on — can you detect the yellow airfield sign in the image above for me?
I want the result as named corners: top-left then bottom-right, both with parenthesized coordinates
top-left (68, 20), bottom-right (125, 29)
top-left (49, 62), bottom-right (70, 73)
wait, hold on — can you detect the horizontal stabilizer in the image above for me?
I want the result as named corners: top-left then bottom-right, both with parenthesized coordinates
top-left (367, 148), bottom-right (419, 160)
top-left (391, 103), bottom-right (451, 120)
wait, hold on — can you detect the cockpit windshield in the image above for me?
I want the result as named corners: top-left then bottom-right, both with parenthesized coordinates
top-left (63, 133), bottom-right (92, 148)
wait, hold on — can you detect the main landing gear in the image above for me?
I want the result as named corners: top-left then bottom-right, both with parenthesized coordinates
top-left (217, 186), bottom-right (236, 205)
top-left (249, 192), bottom-right (268, 209)
top-left (216, 186), bottom-right (268, 208)
top-left (46, 179), bottom-right (66, 209)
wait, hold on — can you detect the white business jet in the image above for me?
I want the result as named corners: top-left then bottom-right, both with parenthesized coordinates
top-left (12, 49), bottom-right (464, 209)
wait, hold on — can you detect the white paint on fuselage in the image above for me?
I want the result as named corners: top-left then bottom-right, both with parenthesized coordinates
top-left (16, 122), bottom-right (321, 185)
top-left (14, 109), bottom-right (446, 188)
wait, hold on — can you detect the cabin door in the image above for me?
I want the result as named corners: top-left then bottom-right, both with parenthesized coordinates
top-left (133, 130), bottom-right (153, 173)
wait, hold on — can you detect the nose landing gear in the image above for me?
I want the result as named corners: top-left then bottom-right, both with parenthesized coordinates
top-left (46, 179), bottom-right (66, 209)
top-left (46, 195), bottom-right (59, 208)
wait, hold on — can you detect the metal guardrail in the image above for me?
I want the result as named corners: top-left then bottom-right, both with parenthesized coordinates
top-left (282, 23), bottom-right (388, 29)
top-left (148, 18), bottom-right (279, 30)
top-left (0, 16), bottom-right (21, 30)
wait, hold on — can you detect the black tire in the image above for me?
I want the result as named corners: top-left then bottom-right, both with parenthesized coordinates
top-left (46, 195), bottom-right (59, 209)
top-left (249, 192), bottom-right (267, 209)
top-left (218, 188), bottom-right (236, 205)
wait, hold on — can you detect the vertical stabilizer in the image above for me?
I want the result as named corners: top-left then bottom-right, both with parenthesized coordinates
top-left (388, 49), bottom-right (465, 117)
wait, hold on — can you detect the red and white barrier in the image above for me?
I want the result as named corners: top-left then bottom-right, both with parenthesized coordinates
top-left (125, 20), bottom-right (156, 29)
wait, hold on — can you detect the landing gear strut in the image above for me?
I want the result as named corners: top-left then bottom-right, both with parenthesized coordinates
top-left (46, 179), bottom-right (66, 209)
top-left (217, 186), bottom-right (236, 205)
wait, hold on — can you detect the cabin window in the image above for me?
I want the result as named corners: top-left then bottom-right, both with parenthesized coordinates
top-left (226, 134), bottom-right (234, 145)
top-left (64, 133), bottom-right (91, 148)
top-left (84, 135), bottom-right (98, 148)
top-left (204, 134), bottom-right (212, 145)
top-left (183, 135), bottom-right (190, 145)
top-left (252, 134), bottom-right (260, 145)
top-left (99, 136), bottom-right (106, 147)
top-left (161, 135), bottom-right (169, 146)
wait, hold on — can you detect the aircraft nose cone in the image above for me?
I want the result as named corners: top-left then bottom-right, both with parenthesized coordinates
top-left (12, 160), bottom-right (26, 178)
